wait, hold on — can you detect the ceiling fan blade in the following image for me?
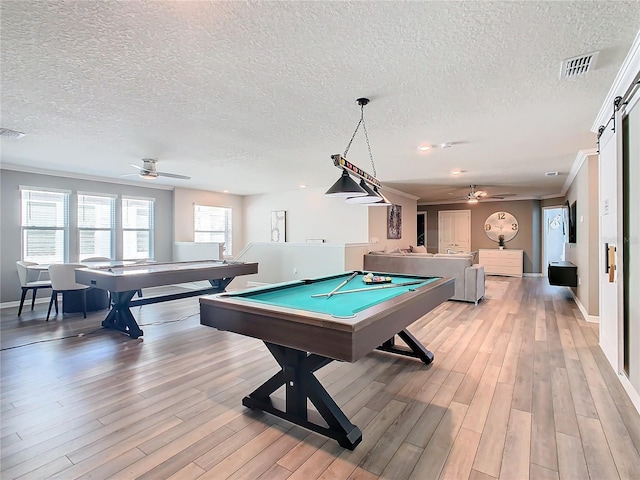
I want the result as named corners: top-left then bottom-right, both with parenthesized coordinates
top-left (157, 171), bottom-right (191, 180)
top-left (487, 193), bottom-right (516, 198)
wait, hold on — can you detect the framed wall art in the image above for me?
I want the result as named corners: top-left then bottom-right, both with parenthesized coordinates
top-left (387, 204), bottom-right (402, 239)
top-left (271, 210), bottom-right (287, 242)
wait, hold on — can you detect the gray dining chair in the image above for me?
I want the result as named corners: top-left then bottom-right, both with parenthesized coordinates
top-left (80, 257), bottom-right (112, 303)
top-left (16, 261), bottom-right (52, 316)
top-left (47, 263), bottom-right (90, 321)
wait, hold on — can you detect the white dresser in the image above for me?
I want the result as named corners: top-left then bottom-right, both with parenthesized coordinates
top-left (478, 249), bottom-right (523, 277)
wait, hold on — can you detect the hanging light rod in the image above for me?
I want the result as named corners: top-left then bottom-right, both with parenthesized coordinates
top-left (325, 97), bottom-right (389, 205)
top-left (331, 154), bottom-right (381, 188)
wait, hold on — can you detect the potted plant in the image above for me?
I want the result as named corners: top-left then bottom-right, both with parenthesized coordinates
top-left (498, 235), bottom-right (505, 250)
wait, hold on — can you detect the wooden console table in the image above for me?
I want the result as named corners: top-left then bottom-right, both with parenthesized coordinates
top-left (478, 249), bottom-right (524, 277)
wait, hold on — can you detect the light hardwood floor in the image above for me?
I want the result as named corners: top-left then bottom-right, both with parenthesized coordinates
top-left (1, 277), bottom-right (639, 480)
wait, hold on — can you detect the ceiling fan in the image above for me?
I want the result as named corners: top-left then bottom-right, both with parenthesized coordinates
top-left (127, 159), bottom-right (191, 180)
top-left (445, 185), bottom-right (515, 203)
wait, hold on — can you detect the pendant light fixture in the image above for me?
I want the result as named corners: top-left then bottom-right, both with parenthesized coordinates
top-left (325, 98), bottom-right (391, 206)
top-left (324, 169), bottom-right (367, 197)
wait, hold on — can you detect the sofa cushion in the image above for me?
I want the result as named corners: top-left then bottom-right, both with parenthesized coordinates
top-left (363, 253), bottom-right (483, 303)
top-left (410, 245), bottom-right (427, 253)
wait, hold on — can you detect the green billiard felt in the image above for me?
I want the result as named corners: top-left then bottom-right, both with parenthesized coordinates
top-left (231, 273), bottom-right (439, 317)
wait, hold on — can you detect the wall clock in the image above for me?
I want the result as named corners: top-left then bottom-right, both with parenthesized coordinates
top-left (484, 211), bottom-right (519, 242)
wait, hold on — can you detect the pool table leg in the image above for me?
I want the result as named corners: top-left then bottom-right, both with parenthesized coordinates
top-left (377, 329), bottom-right (434, 364)
top-left (242, 342), bottom-right (363, 450)
top-left (101, 290), bottom-right (144, 339)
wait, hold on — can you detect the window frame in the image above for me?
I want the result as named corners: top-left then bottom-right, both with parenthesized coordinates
top-left (193, 204), bottom-right (233, 255)
top-left (20, 186), bottom-right (70, 263)
top-left (121, 196), bottom-right (155, 261)
top-left (77, 192), bottom-right (116, 260)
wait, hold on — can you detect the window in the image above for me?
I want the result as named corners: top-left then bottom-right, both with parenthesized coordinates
top-left (122, 197), bottom-right (154, 260)
top-left (78, 193), bottom-right (115, 260)
top-left (20, 187), bottom-right (69, 263)
top-left (194, 205), bottom-right (232, 255)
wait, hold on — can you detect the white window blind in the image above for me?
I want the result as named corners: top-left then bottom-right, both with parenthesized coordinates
top-left (122, 197), bottom-right (154, 260)
top-left (78, 193), bottom-right (115, 260)
top-left (194, 205), bottom-right (232, 255)
top-left (20, 187), bottom-right (70, 263)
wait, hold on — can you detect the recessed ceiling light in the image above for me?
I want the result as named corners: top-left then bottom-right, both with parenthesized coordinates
top-left (223, 189), bottom-right (229, 193)
top-left (299, 184), bottom-right (307, 188)
top-left (545, 171), bottom-right (559, 176)
top-left (450, 169), bottom-right (462, 175)
top-left (418, 145), bottom-right (431, 151)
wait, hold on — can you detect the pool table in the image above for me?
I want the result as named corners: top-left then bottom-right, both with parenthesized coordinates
top-left (75, 260), bottom-right (258, 338)
top-left (199, 271), bottom-right (454, 449)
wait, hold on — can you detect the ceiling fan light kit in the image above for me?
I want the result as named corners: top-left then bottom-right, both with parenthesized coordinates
top-left (325, 98), bottom-right (391, 206)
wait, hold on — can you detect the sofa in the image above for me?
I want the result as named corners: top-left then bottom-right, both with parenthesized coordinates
top-left (363, 252), bottom-right (485, 304)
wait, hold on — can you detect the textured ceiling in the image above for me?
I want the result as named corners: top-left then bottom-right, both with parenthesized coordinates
top-left (1, 1), bottom-right (639, 203)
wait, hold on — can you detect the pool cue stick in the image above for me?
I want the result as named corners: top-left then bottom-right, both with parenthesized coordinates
top-left (326, 271), bottom-right (359, 299)
top-left (312, 280), bottom-right (427, 298)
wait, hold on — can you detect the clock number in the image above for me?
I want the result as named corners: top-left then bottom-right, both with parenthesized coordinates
top-left (485, 224), bottom-right (491, 231)
top-left (498, 212), bottom-right (506, 220)
top-left (512, 223), bottom-right (518, 230)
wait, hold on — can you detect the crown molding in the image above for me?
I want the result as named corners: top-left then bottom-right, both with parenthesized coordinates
top-left (561, 148), bottom-right (598, 196)
top-left (382, 185), bottom-right (420, 201)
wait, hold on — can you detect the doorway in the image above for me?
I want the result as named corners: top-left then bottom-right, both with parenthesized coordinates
top-left (438, 210), bottom-right (471, 253)
top-left (417, 212), bottom-right (426, 246)
top-left (542, 206), bottom-right (567, 275)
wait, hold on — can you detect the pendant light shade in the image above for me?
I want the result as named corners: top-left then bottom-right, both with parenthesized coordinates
top-left (325, 169), bottom-right (367, 197)
top-left (367, 186), bottom-right (392, 206)
top-left (345, 179), bottom-right (381, 204)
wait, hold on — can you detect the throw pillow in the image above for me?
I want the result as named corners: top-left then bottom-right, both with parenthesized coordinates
top-left (410, 245), bottom-right (427, 253)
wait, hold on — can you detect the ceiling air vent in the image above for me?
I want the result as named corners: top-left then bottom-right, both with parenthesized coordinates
top-left (0, 128), bottom-right (26, 139)
top-left (560, 51), bottom-right (599, 79)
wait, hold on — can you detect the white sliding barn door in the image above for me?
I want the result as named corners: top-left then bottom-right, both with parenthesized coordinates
top-left (598, 115), bottom-right (622, 370)
top-left (623, 94), bottom-right (640, 397)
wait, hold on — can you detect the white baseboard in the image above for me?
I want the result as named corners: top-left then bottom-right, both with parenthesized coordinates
top-left (569, 289), bottom-right (599, 323)
top-left (612, 366), bottom-right (640, 415)
top-left (524, 273), bottom-right (543, 277)
top-left (1, 297), bottom-right (50, 310)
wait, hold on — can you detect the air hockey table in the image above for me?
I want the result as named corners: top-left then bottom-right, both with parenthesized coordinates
top-left (76, 260), bottom-right (258, 338)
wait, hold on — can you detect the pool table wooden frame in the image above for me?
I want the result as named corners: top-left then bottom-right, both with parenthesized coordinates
top-left (199, 271), bottom-right (455, 449)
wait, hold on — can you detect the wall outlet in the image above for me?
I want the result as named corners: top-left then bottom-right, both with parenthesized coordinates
top-left (578, 276), bottom-right (581, 285)
top-left (293, 268), bottom-right (297, 275)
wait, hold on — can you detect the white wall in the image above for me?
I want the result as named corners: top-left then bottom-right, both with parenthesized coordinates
top-left (174, 187), bottom-right (244, 256)
top-left (368, 190), bottom-right (418, 251)
top-left (565, 153), bottom-right (599, 317)
top-left (243, 187), bottom-right (370, 244)
top-left (230, 241), bottom-right (375, 290)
